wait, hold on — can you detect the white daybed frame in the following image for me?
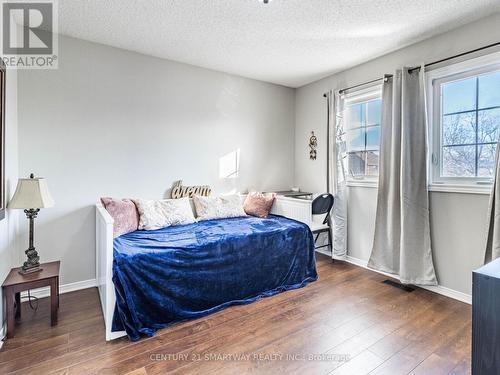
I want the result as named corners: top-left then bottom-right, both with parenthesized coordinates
top-left (96, 196), bottom-right (315, 341)
top-left (96, 203), bottom-right (127, 340)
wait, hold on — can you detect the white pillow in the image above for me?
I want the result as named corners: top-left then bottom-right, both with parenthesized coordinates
top-left (193, 194), bottom-right (247, 221)
top-left (133, 197), bottom-right (196, 230)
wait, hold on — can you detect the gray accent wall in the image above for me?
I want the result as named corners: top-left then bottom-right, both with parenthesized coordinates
top-left (17, 35), bottom-right (295, 286)
top-left (0, 67), bottom-right (18, 337)
top-left (13, 12), bottom-right (500, 299)
top-left (294, 13), bottom-right (500, 296)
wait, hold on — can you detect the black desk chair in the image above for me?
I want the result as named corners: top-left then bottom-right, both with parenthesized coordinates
top-left (311, 193), bottom-right (334, 253)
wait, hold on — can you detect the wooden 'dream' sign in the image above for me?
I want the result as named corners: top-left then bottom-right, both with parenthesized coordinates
top-left (171, 180), bottom-right (211, 199)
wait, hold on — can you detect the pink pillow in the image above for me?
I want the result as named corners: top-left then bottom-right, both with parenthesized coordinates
top-left (243, 192), bottom-right (276, 218)
top-left (100, 197), bottom-right (139, 238)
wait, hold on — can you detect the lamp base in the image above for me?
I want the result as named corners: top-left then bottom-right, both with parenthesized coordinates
top-left (20, 245), bottom-right (42, 275)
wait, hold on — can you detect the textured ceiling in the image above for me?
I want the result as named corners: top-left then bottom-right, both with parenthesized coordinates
top-left (58, 0), bottom-right (500, 88)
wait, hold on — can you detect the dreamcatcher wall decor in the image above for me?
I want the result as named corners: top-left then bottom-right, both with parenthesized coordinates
top-left (309, 131), bottom-right (317, 160)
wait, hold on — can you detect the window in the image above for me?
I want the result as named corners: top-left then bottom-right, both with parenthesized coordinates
top-left (428, 55), bottom-right (500, 192)
top-left (344, 87), bottom-right (382, 184)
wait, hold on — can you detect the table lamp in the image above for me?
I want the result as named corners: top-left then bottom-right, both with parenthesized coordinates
top-left (9, 173), bottom-right (54, 274)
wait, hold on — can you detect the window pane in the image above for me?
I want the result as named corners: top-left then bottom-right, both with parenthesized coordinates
top-left (366, 126), bottom-right (380, 150)
top-left (478, 108), bottom-right (500, 144)
top-left (478, 143), bottom-right (497, 177)
top-left (344, 94), bottom-right (381, 179)
top-left (365, 151), bottom-right (379, 176)
top-left (442, 112), bottom-right (476, 146)
top-left (347, 103), bottom-right (364, 129)
top-left (442, 77), bottom-right (476, 114)
top-left (442, 145), bottom-right (475, 177)
top-left (346, 128), bottom-right (365, 152)
top-left (366, 100), bottom-right (381, 125)
top-left (478, 71), bottom-right (500, 109)
top-left (348, 152), bottom-right (365, 177)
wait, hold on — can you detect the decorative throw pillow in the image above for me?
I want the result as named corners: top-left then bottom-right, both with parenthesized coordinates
top-left (243, 192), bottom-right (276, 218)
top-left (100, 197), bottom-right (139, 238)
top-left (133, 197), bottom-right (196, 230)
top-left (193, 194), bottom-right (246, 221)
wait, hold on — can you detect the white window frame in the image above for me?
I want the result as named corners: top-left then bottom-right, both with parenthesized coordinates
top-left (343, 84), bottom-right (382, 188)
top-left (427, 51), bottom-right (500, 195)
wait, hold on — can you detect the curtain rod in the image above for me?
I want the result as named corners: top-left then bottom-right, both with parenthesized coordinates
top-left (408, 41), bottom-right (500, 73)
top-left (323, 41), bottom-right (500, 98)
top-left (322, 76), bottom-right (388, 97)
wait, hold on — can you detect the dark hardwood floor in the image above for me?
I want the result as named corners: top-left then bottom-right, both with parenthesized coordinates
top-left (0, 254), bottom-right (471, 374)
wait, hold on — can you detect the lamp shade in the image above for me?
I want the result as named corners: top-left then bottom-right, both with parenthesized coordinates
top-left (8, 176), bottom-right (54, 209)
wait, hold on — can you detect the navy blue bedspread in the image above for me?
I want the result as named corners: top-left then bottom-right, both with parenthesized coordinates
top-left (112, 215), bottom-right (317, 341)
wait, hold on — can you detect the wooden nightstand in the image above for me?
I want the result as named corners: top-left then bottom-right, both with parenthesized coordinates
top-left (2, 261), bottom-right (60, 339)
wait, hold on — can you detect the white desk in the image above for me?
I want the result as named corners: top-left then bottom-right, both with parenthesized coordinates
top-left (271, 195), bottom-right (314, 228)
top-left (271, 195), bottom-right (333, 257)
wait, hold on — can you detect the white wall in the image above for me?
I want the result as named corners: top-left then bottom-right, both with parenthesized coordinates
top-left (17, 35), bottom-right (295, 286)
top-left (295, 12), bottom-right (500, 296)
top-left (0, 67), bottom-right (18, 336)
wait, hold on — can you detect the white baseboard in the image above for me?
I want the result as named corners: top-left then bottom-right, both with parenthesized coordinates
top-left (345, 255), bottom-right (472, 305)
top-left (421, 284), bottom-right (472, 305)
top-left (21, 278), bottom-right (97, 299)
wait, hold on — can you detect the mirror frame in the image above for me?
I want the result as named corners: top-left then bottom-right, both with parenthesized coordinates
top-left (0, 61), bottom-right (5, 221)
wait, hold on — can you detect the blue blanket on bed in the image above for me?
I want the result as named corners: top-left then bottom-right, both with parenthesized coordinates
top-left (112, 215), bottom-right (317, 341)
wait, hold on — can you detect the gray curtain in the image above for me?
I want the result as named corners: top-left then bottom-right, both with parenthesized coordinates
top-left (368, 68), bottom-right (437, 285)
top-left (326, 90), bottom-right (347, 259)
top-left (484, 138), bottom-right (500, 263)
